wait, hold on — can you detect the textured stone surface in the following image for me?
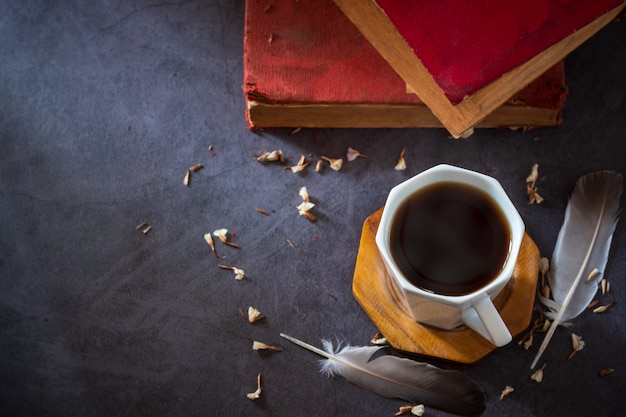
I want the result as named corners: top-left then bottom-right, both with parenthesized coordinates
top-left (1, 1), bottom-right (625, 416)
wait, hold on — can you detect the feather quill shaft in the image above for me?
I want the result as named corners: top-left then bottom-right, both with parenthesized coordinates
top-left (281, 333), bottom-right (485, 416)
top-left (532, 171), bottom-right (622, 369)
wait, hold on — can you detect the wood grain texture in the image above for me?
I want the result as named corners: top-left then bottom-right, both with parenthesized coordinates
top-left (353, 208), bottom-right (540, 364)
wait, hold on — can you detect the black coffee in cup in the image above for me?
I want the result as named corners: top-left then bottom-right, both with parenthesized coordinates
top-left (389, 182), bottom-right (511, 296)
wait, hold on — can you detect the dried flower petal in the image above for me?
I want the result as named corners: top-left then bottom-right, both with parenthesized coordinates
top-left (297, 202), bottom-right (316, 222)
top-left (593, 301), bottom-right (615, 313)
top-left (530, 362), bottom-right (547, 383)
top-left (370, 332), bottom-right (388, 346)
top-left (232, 267), bottom-right (245, 280)
top-left (141, 225), bottom-right (152, 234)
top-left (394, 405), bottom-right (425, 417)
top-left (247, 306), bottom-right (265, 323)
top-left (459, 128), bottom-right (474, 139)
top-left (315, 160), bottom-right (323, 173)
top-left (135, 220), bottom-right (149, 230)
top-left (518, 332), bottom-right (533, 350)
top-left (567, 333), bottom-right (585, 360)
top-left (500, 385), bottom-right (514, 400)
top-left (299, 186), bottom-right (310, 202)
top-left (346, 147), bottom-right (367, 161)
top-left (394, 406), bottom-right (414, 416)
top-left (526, 163), bottom-right (543, 204)
top-left (255, 208), bottom-right (270, 216)
top-left (598, 368), bottom-right (614, 377)
top-left (256, 150), bottom-right (285, 163)
top-left (213, 228), bottom-right (228, 242)
top-left (585, 268), bottom-right (600, 283)
top-left (204, 233), bottom-right (223, 258)
top-left (218, 264), bottom-right (245, 280)
top-left (411, 405), bottom-right (425, 416)
top-left (321, 155), bottom-right (343, 171)
top-left (246, 373), bottom-right (262, 400)
top-left (252, 341), bottom-right (282, 351)
top-left (183, 169), bottom-right (191, 186)
top-left (189, 163), bottom-right (203, 172)
top-left (285, 154), bottom-right (310, 173)
top-left (286, 238), bottom-right (295, 248)
top-left (213, 228), bottom-right (240, 248)
top-left (395, 147), bottom-right (406, 171)
top-left (601, 278), bottom-right (608, 295)
top-left (526, 163), bottom-right (539, 184)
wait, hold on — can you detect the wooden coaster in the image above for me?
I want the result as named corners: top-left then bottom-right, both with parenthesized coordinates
top-left (353, 207), bottom-right (540, 364)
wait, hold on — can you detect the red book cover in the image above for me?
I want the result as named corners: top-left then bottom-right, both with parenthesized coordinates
top-left (375, 0), bottom-right (624, 104)
top-left (333, 0), bottom-right (624, 136)
top-left (243, 0), bottom-right (567, 129)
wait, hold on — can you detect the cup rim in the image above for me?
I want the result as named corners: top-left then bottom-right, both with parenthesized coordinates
top-left (375, 164), bottom-right (525, 305)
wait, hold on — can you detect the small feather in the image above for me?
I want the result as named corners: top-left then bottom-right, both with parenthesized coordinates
top-left (281, 334), bottom-right (485, 416)
top-left (533, 171), bottom-right (622, 368)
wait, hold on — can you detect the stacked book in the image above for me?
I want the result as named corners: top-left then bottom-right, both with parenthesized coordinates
top-left (243, 0), bottom-right (625, 137)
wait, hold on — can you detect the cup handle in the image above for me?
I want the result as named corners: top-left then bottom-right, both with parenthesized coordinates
top-left (461, 293), bottom-right (512, 347)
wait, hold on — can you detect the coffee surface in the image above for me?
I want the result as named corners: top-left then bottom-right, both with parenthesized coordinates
top-left (390, 182), bottom-right (511, 296)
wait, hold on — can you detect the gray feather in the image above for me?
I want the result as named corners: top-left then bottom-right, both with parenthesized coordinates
top-left (541, 171), bottom-right (622, 321)
top-left (281, 334), bottom-right (485, 416)
top-left (532, 171), bottom-right (622, 369)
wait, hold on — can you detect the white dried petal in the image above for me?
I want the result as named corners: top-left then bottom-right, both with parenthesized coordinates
top-left (183, 169), bottom-right (190, 186)
top-left (395, 147), bottom-right (406, 171)
top-left (526, 163), bottom-right (539, 184)
top-left (593, 302), bottom-right (614, 313)
top-left (572, 333), bottom-right (585, 352)
top-left (299, 186), bottom-right (310, 202)
top-left (322, 155), bottom-right (343, 171)
top-left (500, 385), bottom-right (514, 400)
top-left (246, 373), bottom-right (262, 400)
top-left (585, 268), bottom-right (600, 283)
top-left (459, 128), bottom-right (474, 139)
top-left (370, 332), bottom-right (388, 346)
top-left (285, 154), bottom-right (309, 173)
top-left (530, 362), bottom-right (547, 383)
top-left (315, 160), bottom-right (323, 173)
top-left (256, 150), bottom-right (284, 163)
top-left (346, 147), bottom-right (367, 162)
top-left (213, 228), bottom-right (229, 243)
top-left (218, 264), bottom-right (245, 280)
top-left (411, 404), bottom-right (425, 416)
top-left (252, 341), bottom-right (282, 351)
top-left (233, 267), bottom-right (245, 280)
top-left (248, 306), bottom-right (264, 323)
top-left (297, 201), bottom-right (315, 214)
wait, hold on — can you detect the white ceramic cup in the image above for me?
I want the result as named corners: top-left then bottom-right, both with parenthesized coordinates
top-left (375, 164), bottom-right (525, 347)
